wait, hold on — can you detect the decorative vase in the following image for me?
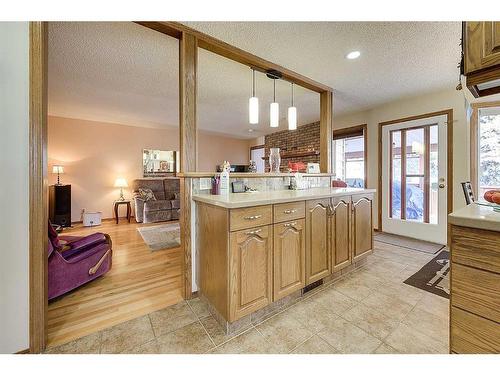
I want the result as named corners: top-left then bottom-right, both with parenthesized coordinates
top-left (269, 148), bottom-right (281, 173)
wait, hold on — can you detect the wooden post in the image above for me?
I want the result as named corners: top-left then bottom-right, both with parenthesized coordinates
top-left (320, 91), bottom-right (333, 173)
top-left (179, 32), bottom-right (197, 299)
top-left (29, 21), bottom-right (48, 353)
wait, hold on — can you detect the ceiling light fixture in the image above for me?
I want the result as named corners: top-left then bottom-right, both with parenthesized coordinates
top-left (288, 83), bottom-right (297, 130)
top-left (346, 50), bottom-right (361, 60)
top-left (267, 70), bottom-right (282, 128)
top-left (249, 69), bottom-right (259, 124)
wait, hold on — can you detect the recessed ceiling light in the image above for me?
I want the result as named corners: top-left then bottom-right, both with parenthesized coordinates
top-left (248, 129), bottom-right (254, 133)
top-left (346, 51), bottom-right (361, 60)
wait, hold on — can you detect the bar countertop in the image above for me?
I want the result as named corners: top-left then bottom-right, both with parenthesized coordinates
top-left (448, 203), bottom-right (500, 232)
top-left (192, 187), bottom-right (376, 209)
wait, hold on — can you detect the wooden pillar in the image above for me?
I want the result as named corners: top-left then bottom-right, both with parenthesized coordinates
top-left (179, 32), bottom-right (197, 299)
top-left (29, 21), bottom-right (48, 353)
top-left (320, 91), bottom-right (333, 173)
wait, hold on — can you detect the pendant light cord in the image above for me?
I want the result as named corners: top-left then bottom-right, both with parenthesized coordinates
top-left (252, 69), bottom-right (256, 97)
top-left (273, 79), bottom-right (276, 102)
top-left (291, 83), bottom-right (294, 106)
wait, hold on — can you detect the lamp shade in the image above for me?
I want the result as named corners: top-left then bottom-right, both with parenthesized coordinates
top-left (270, 102), bottom-right (279, 128)
top-left (52, 165), bottom-right (64, 174)
top-left (114, 178), bottom-right (128, 188)
top-left (288, 106), bottom-right (297, 130)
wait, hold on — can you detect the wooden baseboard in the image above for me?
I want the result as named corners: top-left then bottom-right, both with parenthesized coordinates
top-left (16, 348), bottom-right (30, 354)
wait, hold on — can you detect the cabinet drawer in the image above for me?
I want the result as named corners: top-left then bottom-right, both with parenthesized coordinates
top-left (451, 263), bottom-right (500, 323)
top-left (451, 307), bottom-right (500, 353)
top-left (451, 225), bottom-right (500, 273)
top-left (273, 201), bottom-right (305, 223)
top-left (230, 205), bottom-right (272, 232)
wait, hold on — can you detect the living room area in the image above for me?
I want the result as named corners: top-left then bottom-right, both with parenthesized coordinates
top-left (46, 22), bottom-right (252, 347)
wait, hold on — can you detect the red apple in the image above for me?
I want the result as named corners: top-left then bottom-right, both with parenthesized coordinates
top-left (492, 192), bottom-right (500, 205)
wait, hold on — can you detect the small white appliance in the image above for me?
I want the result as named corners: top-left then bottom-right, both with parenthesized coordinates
top-left (83, 211), bottom-right (102, 227)
top-left (307, 163), bottom-right (321, 174)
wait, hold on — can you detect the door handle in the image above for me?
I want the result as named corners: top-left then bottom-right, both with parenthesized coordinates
top-left (245, 228), bottom-right (262, 235)
top-left (244, 215), bottom-right (262, 220)
top-left (283, 209), bottom-right (297, 214)
top-left (438, 178), bottom-right (446, 189)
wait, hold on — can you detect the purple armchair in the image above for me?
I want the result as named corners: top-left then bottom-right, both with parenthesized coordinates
top-left (48, 222), bottom-right (113, 300)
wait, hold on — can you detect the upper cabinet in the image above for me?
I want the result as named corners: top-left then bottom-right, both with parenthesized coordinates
top-left (463, 22), bottom-right (500, 97)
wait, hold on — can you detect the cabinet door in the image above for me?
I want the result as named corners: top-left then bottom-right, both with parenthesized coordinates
top-left (273, 219), bottom-right (305, 301)
top-left (352, 194), bottom-right (374, 261)
top-left (465, 22), bottom-right (500, 74)
top-left (229, 225), bottom-right (272, 321)
top-left (331, 196), bottom-right (352, 272)
top-left (305, 199), bottom-right (331, 284)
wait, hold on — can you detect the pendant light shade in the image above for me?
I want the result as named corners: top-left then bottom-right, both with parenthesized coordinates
top-left (249, 69), bottom-right (259, 124)
top-left (288, 83), bottom-right (297, 130)
top-left (270, 79), bottom-right (279, 128)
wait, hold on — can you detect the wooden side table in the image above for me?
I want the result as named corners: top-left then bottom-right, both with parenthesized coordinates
top-left (114, 200), bottom-right (131, 224)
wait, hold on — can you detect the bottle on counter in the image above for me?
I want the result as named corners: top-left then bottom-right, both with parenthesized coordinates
top-left (220, 161), bottom-right (230, 195)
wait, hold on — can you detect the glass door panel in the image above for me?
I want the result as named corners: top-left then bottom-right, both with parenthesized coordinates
top-left (390, 131), bottom-right (402, 219)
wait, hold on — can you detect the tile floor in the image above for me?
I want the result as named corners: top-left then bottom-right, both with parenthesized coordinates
top-left (45, 240), bottom-right (449, 354)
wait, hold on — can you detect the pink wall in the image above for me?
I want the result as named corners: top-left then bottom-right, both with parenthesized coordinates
top-left (48, 116), bottom-right (250, 221)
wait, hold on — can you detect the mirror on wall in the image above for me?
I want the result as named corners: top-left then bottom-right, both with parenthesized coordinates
top-left (143, 149), bottom-right (179, 177)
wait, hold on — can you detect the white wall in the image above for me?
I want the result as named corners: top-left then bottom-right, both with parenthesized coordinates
top-left (0, 22), bottom-right (30, 353)
top-left (334, 88), bottom-right (470, 229)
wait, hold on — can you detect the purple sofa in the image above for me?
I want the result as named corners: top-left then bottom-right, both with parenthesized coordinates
top-left (132, 178), bottom-right (180, 223)
top-left (48, 223), bottom-right (112, 300)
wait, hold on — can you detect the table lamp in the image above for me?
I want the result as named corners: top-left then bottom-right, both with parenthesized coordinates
top-left (114, 178), bottom-right (128, 201)
top-left (52, 165), bottom-right (64, 185)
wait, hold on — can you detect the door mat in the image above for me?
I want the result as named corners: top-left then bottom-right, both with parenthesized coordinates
top-left (403, 249), bottom-right (449, 299)
top-left (137, 223), bottom-right (180, 251)
top-left (375, 232), bottom-right (445, 254)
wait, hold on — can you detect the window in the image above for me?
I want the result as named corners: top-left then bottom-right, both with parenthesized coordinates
top-left (471, 103), bottom-right (500, 198)
top-left (332, 125), bottom-right (367, 188)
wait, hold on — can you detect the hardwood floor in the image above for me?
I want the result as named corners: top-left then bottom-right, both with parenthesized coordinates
top-left (47, 220), bottom-right (184, 347)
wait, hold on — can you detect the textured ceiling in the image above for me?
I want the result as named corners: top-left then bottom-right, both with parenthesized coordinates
top-left (48, 21), bottom-right (461, 139)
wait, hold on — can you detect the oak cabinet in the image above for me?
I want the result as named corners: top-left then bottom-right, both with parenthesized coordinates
top-left (351, 194), bottom-right (374, 261)
top-left (331, 196), bottom-right (352, 272)
top-left (463, 22), bottom-right (500, 97)
top-left (273, 219), bottom-right (305, 301)
top-left (305, 199), bottom-right (331, 284)
top-left (229, 225), bottom-right (273, 321)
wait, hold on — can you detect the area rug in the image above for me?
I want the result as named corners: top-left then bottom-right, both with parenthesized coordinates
top-left (137, 223), bottom-right (180, 251)
top-left (403, 250), bottom-right (449, 299)
top-left (374, 232), bottom-right (445, 254)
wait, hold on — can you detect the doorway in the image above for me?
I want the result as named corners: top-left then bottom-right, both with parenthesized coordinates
top-left (380, 114), bottom-right (449, 244)
top-left (332, 124), bottom-right (367, 188)
top-left (250, 145), bottom-right (265, 173)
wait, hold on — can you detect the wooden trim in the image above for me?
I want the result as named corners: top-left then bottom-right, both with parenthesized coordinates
top-left (332, 124), bottom-right (368, 188)
top-left (320, 91), bottom-right (333, 173)
top-left (136, 22), bottom-right (332, 93)
top-left (249, 144), bottom-right (265, 150)
top-left (470, 101), bottom-right (500, 195)
top-left (15, 348), bottom-right (30, 354)
top-left (378, 109), bottom-right (454, 233)
top-left (389, 131), bottom-right (394, 218)
top-left (424, 126), bottom-right (431, 223)
top-left (29, 21), bottom-right (48, 354)
top-left (180, 177), bottom-right (193, 299)
top-left (401, 129), bottom-right (407, 220)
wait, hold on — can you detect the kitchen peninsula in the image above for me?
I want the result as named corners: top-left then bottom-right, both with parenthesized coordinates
top-left (192, 181), bottom-right (375, 332)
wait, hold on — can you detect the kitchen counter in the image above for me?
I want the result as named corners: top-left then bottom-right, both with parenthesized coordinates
top-left (448, 203), bottom-right (500, 232)
top-left (193, 187), bottom-right (376, 209)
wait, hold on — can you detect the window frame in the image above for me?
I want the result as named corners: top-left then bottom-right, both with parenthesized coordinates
top-left (470, 101), bottom-right (500, 197)
top-left (332, 124), bottom-right (368, 188)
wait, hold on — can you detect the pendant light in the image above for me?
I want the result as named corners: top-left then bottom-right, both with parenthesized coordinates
top-left (288, 82), bottom-right (297, 130)
top-left (249, 69), bottom-right (259, 124)
top-left (270, 78), bottom-right (279, 128)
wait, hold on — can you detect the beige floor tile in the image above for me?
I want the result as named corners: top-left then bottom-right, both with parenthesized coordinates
top-left (156, 321), bottom-right (215, 354)
top-left (149, 301), bottom-right (197, 337)
top-left (402, 306), bottom-right (449, 344)
top-left (200, 315), bottom-right (250, 346)
top-left (361, 291), bottom-right (414, 320)
top-left (187, 297), bottom-right (211, 319)
top-left (123, 339), bottom-right (159, 354)
top-left (308, 287), bottom-right (358, 315)
top-left (256, 312), bottom-right (313, 353)
top-left (340, 303), bottom-right (400, 340)
top-left (373, 343), bottom-right (400, 354)
top-left (44, 331), bottom-right (101, 354)
top-left (210, 328), bottom-right (279, 354)
top-left (332, 276), bottom-right (374, 301)
top-left (384, 322), bottom-right (448, 354)
top-left (100, 315), bottom-right (155, 354)
top-left (376, 282), bottom-right (424, 306)
top-left (291, 335), bottom-right (337, 354)
top-left (416, 293), bottom-right (449, 320)
top-left (317, 316), bottom-right (381, 354)
top-left (394, 265), bottom-right (423, 283)
top-left (286, 297), bottom-right (342, 333)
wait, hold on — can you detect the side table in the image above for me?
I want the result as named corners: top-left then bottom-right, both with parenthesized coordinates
top-left (114, 200), bottom-right (131, 224)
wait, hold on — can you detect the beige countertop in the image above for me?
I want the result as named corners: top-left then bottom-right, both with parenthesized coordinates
top-left (178, 172), bottom-right (335, 178)
top-left (192, 187), bottom-right (376, 209)
top-left (448, 203), bottom-right (500, 232)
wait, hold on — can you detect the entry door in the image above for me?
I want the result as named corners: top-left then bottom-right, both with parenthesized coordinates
top-left (381, 115), bottom-right (448, 244)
